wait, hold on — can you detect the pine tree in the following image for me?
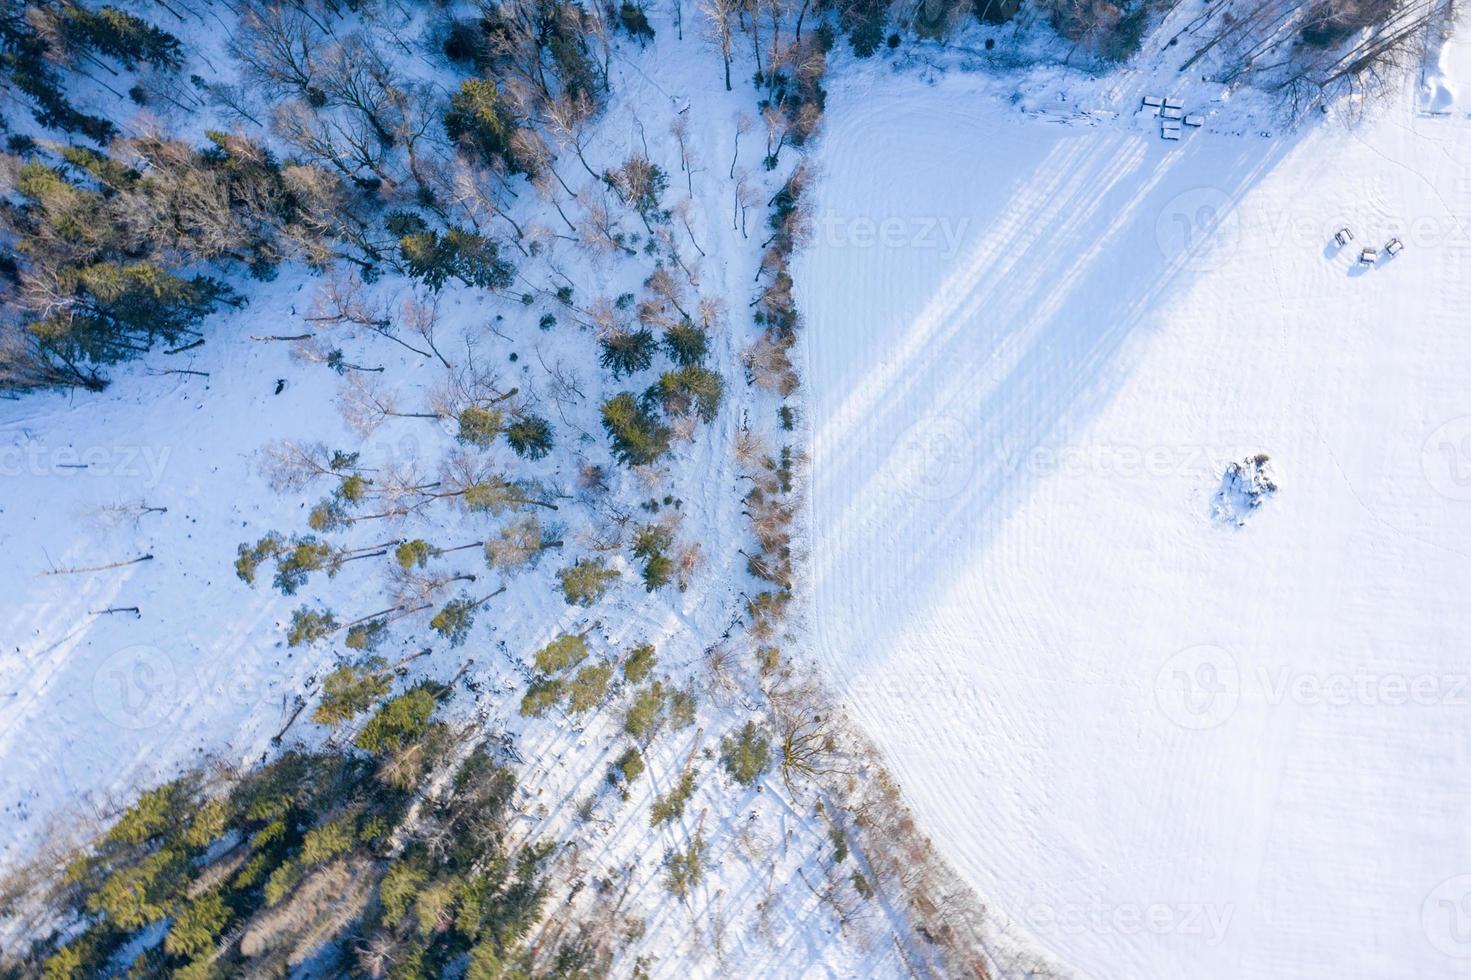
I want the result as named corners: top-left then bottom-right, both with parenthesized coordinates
top-left (566, 662), bottom-right (612, 713)
top-left (601, 392), bottom-right (671, 466)
top-left (624, 681), bottom-right (666, 739)
top-left (430, 596), bottom-right (478, 646)
top-left (663, 322), bottom-right (709, 366)
top-left (288, 607), bottom-right (338, 646)
top-left (355, 685), bottom-right (438, 754)
top-left (463, 476), bottom-right (550, 514)
top-left (649, 768), bottom-right (698, 826)
top-left (457, 406), bottom-right (504, 447)
top-left (622, 644), bottom-right (656, 684)
top-left (505, 415), bottom-right (554, 459)
top-left (633, 523), bottom-right (674, 591)
top-left (395, 539), bottom-right (436, 570)
top-left (162, 890), bottom-right (228, 958)
top-left (647, 365), bottom-right (724, 422)
top-left (598, 329), bottom-right (656, 379)
top-left (485, 516), bottom-right (550, 570)
top-left (519, 676), bottom-right (565, 718)
top-left (558, 558), bottom-right (619, 606)
top-left (444, 78), bottom-right (527, 174)
top-left (720, 721), bottom-right (772, 786)
top-left (345, 618), bottom-right (389, 651)
top-left (313, 658), bottom-right (391, 726)
top-left (606, 746), bottom-right (645, 789)
top-left (663, 835), bottom-right (705, 897)
top-left (535, 633), bottom-right (589, 673)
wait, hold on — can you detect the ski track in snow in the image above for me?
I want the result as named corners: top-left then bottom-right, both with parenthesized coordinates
top-left (797, 48), bottom-right (1471, 980)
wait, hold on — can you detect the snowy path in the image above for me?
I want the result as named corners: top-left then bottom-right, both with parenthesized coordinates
top-left (798, 66), bottom-right (1471, 979)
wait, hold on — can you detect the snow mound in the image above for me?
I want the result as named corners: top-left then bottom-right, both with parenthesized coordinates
top-left (1211, 453), bottom-right (1278, 527)
top-left (1421, 15), bottom-right (1471, 115)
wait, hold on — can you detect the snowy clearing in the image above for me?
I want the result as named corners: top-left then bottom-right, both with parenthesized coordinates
top-left (798, 50), bottom-right (1471, 980)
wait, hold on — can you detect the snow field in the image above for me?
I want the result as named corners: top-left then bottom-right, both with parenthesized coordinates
top-left (797, 56), bottom-right (1471, 980)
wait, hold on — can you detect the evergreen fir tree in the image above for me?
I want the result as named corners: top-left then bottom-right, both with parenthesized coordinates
top-left (558, 558), bottom-right (619, 606)
top-left (598, 329), bottom-right (656, 379)
top-left (601, 392), bottom-right (671, 466)
top-left (313, 658), bottom-right (392, 726)
top-left (457, 406), bottom-right (504, 447)
top-left (534, 633), bottom-right (589, 673)
top-left (647, 365), bottom-right (724, 422)
top-left (720, 721), bottom-right (772, 786)
top-left (444, 78), bottom-right (526, 174)
top-left (505, 415), bottom-right (554, 460)
top-left (287, 607), bottom-right (338, 646)
top-left (663, 322), bottom-right (709, 366)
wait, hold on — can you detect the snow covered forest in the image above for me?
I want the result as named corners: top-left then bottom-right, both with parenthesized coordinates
top-left (0, 0), bottom-right (1462, 976)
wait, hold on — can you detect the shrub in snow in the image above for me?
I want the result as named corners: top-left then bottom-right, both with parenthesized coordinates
top-left (607, 746), bottom-right (646, 792)
top-left (1212, 453), bottom-right (1279, 527)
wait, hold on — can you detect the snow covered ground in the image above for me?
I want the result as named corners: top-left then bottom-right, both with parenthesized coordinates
top-left (0, 18), bottom-right (915, 975)
top-left (798, 41), bottom-right (1471, 980)
top-left (1423, 7), bottom-right (1471, 116)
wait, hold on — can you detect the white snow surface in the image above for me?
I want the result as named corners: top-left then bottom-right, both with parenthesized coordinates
top-left (797, 51), bottom-right (1471, 980)
top-left (1423, 13), bottom-right (1471, 116)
